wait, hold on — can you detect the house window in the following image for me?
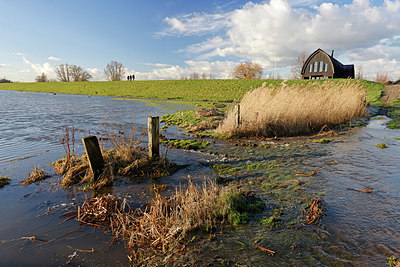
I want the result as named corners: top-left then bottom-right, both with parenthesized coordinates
top-left (310, 64), bottom-right (313, 72)
top-left (314, 62), bottom-right (318, 72)
top-left (324, 63), bottom-right (328, 72)
top-left (319, 61), bottom-right (323, 72)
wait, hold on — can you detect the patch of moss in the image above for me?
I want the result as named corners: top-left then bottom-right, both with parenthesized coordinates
top-left (376, 143), bottom-right (389, 149)
top-left (387, 109), bottom-right (400, 129)
top-left (0, 176), bottom-right (11, 188)
top-left (161, 138), bottom-right (210, 150)
top-left (386, 256), bottom-right (399, 267)
top-left (225, 191), bottom-right (265, 225)
top-left (260, 208), bottom-right (282, 228)
top-left (211, 164), bottom-right (240, 174)
top-left (246, 163), bottom-right (279, 170)
top-left (312, 138), bottom-right (331, 144)
top-left (372, 117), bottom-right (387, 120)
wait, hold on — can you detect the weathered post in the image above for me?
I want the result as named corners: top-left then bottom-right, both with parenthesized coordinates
top-left (148, 116), bottom-right (160, 158)
top-left (234, 104), bottom-right (241, 128)
top-left (82, 136), bottom-right (104, 180)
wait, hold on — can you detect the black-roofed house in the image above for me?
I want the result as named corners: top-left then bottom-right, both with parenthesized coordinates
top-left (301, 48), bottom-right (354, 79)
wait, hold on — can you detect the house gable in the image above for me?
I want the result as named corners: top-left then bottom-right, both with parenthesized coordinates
top-left (301, 48), bottom-right (354, 79)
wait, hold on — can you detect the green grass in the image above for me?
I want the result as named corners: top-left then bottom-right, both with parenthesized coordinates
top-left (0, 79), bottom-right (384, 103)
top-left (376, 143), bottom-right (389, 149)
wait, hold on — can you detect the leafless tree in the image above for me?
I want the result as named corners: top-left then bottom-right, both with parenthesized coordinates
top-left (55, 64), bottom-right (71, 82)
top-left (69, 65), bottom-right (92, 81)
top-left (35, 72), bottom-right (48, 82)
top-left (290, 51), bottom-right (307, 79)
top-left (201, 73), bottom-right (207, 79)
top-left (190, 72), bottom-right (200, 79)
top-left (104, 61), bottom-right (125, 81)
top-left (209, 73), bottom-right (214, 79)
top-left (231, 62), bottom-right (263, 79)
top-left (355, 66), bottom-right (367, 80)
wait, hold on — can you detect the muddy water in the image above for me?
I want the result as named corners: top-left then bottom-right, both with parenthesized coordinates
top-left (0, 90), bottom-right (399, 266)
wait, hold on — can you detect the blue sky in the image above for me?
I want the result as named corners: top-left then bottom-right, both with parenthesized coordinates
top-left (1, 0), bottom-right (399, 81)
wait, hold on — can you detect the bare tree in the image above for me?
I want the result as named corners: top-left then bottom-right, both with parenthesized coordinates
top-left (69, 65), bottom-right (92, 81)
top-left (355, 66), bottom-right (367, 80)
top-left (190, 72), bottom-right (200, 79)
top-left (231, 62), bottom-right (263, 79)
top-left (35, 73), bottom-right (48, 82)
top-left (290, 51), bottom-right (307, 79)
top-left (104, 61), bottom-right (125, 81)
top-left (55, 64), bottom-right (71, 82)
top-left (201, 73), bottom-right (207, 79)
top-left (209, 73), bottom-right (214, 79)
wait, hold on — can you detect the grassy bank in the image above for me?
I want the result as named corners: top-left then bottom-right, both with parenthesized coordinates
top-left (0, 79), bottom-right (384, 103)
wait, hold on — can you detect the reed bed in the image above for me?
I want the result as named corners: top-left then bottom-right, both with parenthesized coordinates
top-left (217, 80), bottom-right (367, 137)
top-left (66, 179), bottom-right (237, 262)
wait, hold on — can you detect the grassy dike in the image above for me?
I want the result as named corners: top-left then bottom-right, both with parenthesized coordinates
top-left (0, 79), bottom-right (385, 103)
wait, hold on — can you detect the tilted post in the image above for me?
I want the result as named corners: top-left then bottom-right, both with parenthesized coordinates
top-left (82, 136), bottom-right (104, 181)
top-left (148, 116), bottom-right (160, 158)
top-left (234, 104), bottom-right (241, 128)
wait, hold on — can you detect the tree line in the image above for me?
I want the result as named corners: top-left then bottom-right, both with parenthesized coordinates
top-left (36, 61), bottom-right (127, 82)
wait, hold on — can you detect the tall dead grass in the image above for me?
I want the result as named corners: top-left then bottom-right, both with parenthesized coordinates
top-left (113, 178), bottom-right (235, 260)
top-left (217, 80), bottom-right (367, 137)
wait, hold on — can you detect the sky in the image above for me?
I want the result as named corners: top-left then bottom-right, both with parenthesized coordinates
top-left (1, 0), bottom-right (400, 82)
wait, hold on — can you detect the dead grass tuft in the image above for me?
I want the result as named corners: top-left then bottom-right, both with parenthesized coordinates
top-left (22, 167), bottom-right (51, 186)
top-left (113, 178), bottom-right (234, 259)
top-left (0, 176), bottom-right (11, 188)
top-left (302, 198), bottom-right (324, 224)
top-left (217, 80), bottom-right (367, 137)
top-left (67, 178), bottom-right (237, 261)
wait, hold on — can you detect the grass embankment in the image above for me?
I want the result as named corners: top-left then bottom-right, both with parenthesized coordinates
top-left (0, 79), bottom-right (384, 104)
top-left (0, 79), bottom-right (278, 102)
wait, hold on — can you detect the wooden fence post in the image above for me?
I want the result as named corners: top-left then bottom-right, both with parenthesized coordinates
top-left (234, 104), bottom-right (241, 128)
top-left (148, 116), bottom-right (160, 158)
top-left (82, 136), bottom-right (104, 180)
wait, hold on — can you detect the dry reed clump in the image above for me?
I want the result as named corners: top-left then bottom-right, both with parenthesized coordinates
top-left (66, 179), bottom-right (237, 262)
top-left (217, 80), bottom-right (367, 137)
top-left (22, 167), bottom-right (51, 186)
top-left (113, 179), bottom-right (234, 260)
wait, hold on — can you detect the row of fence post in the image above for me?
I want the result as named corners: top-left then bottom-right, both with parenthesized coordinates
top-left (82, 104), bottom-right (241, 179)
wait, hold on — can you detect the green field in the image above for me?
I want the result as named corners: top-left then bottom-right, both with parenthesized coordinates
top-left (0, 79), bottom-right (385, 104)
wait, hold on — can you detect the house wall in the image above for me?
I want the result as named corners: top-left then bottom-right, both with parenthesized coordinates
top-left (302, 51), bottom-right (334, 79)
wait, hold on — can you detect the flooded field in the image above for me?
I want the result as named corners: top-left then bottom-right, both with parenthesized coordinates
top-left (0, 90), bottom-right (399, 266)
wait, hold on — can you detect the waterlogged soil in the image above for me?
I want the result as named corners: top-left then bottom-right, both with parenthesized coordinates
top-left (1, 90), bottom-right (399, 266)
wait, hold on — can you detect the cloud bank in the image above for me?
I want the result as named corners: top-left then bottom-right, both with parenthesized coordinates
top-left (158, 0), bottom-right (400, 79)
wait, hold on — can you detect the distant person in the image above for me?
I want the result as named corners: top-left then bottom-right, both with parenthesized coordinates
top-left (132, 74), bottom-right (135, 81)
top-left (127, 75), bottom-right (130, 81)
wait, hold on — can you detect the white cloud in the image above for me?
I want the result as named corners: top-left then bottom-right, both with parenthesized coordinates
top-left (21, 56), bottom-right (55, 77)
top-left (163, 0), bottom-right (400, 77)
top-left (0, 64), bottom-right (10, 68)
top-left (15, 52), bottom-right (25, 56)
top-left (159, 12), bottom-right (229, 36)
top-left (131, 60), bottom-right (237, 80)
top-left (143, 63), bottom-right (173, 68)
top-left (48, 56), bottom-right (61, 61)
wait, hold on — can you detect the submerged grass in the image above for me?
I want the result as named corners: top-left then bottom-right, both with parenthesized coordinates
top-left (217, 80), bottom-right (367, 137)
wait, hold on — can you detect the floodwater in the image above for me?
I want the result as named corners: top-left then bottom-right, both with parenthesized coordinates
top-left (0, 89), bottom-right (399, 266)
